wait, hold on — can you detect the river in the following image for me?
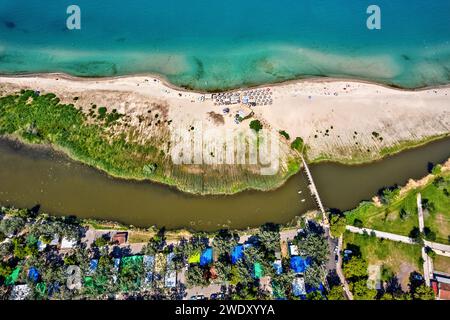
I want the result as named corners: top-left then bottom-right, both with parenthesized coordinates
top-left (0, 137), bottom-right (449, 231)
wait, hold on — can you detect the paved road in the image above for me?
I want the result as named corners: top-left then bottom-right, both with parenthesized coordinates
top-left (345, 225), bottom-right (415, 244)
top-left (336, 235), bottom-right (353, 300)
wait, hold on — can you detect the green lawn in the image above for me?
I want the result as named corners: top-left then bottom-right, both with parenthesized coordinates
top-left (345, 172), bottom-right (450, 240)
top-left (433, 255), bottom-right (450, 274)
top-left (343, 231), bottom-right (422, 274)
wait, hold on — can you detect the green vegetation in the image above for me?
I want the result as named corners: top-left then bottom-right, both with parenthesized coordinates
top-left (249, 120), bottom-right (263, 133)
top-left (345, 171), bottom-right (450, 241)
top-left (342, 231), bottom-right (431, 300)
top-left (433, 255), bottom-right (450, 273)
top-left (278, 130), bottom-right (290, 140)
top-left (0, 90), bottom-right (296, 195)
top-left (290, 137), bottom-right (304, 152)
top-left (343, 231), bottom-right (422, 273)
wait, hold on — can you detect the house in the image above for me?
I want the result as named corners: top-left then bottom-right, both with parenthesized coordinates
top-left (9, 284), bottom-right (31, 300)
top-left (292, 276), bottom-right (306, 297)
top-left (273, 259), bottom-right (283, 275)
top-left (143, 255), bottom-right (155, 270)
top-left (89, 259), bottom-right (98, 274)
top-left (112, 232), bottom-right (128, 245)
top-left (143, 255), bottom-right (155, 285)
top-left (61, 237), bottom-right (77, 249)
top-left (254, 263), bottom-right (264, 279)
top-left (231, 245), bottom-right (244, 264)
top-left (433, 272), bottom-right (450, 300)
top-left (166, 252), bottom-right (175, 268)
top-left (290, 256), bottom-right (311, 274)
top-left (260, 276), bottom-right (273, 295)
top-left (49, 234), bottom-right (60, 246)
top-left (37, 240), bottom-right (47, 252)
top-left (289, 244), bottom-right (299, 256)
top-left (165, 270), bottom-right (177, 288)
top-left (200, 248), bottom-right (213, 267)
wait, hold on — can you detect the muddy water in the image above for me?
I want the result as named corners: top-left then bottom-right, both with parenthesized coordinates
top-left (0, 137), bottom-right (449, 231)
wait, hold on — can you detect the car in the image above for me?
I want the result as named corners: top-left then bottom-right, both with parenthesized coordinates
top-left (190, 295), bottom-right (207, 300)
top-left (335, 254), bottom-right (339, 262)
top-left (210, 293), bottom-right (224, 300)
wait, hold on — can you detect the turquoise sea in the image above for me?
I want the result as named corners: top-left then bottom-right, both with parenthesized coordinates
top-left (0, 0), bottom-right (449, 90)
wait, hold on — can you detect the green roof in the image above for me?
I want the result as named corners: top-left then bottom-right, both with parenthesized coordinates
top-left (254, 263), bottom-right (264, 279)
top-left (121, 255), bottom-right (143, 268)
top-left (188, 250), bottom-right (201, 264)
top-left (5, 267), bottom-right (21, 286)
top-left (36, 282), bottom-right (46, 295)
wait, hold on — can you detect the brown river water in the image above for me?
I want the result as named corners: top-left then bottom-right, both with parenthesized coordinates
top-left (0, 137), bottom-right (449, 231)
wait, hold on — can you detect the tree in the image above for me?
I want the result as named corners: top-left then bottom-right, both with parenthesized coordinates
top-left (249, 120), bottom-right (263, 133)
top-left (306, 291), bottom-right (324, 300)
top-left (186, 265), bottom-right (208, 288)
top-left (215, 261), bottom-right (232, 282)
top-left (327, 285), bottom-right (346, 300)
top-left (412, 284), bottom-right (435, 300)
top-left (350, 279), bottom-right (377, 300)
top-left (297, 233), bottom-right (329, 266)
top-left (213, 230), bottom-right (239, 260)
top-left (0, 216), bottom-right (25, 236)
top-left (423, 227), bottom-right (436, 241)
top-left (258, 223), bottom-right (280, 253)
top-left (343, 256), bottom-right (368, 280)
top-left (329, 214), bottom-right (346, 238)
top-left (93, 235), bottom-right (109, 248)
top-left (305, 262), bottom-right (326, 288)
top-left (425, 247), bottom-right (436, 259)
top-left (290, 137), bottom-right (304, 152)
top-left (409, 227), bottom-right (422, 244)
top-left (141, 228), bottom-right (166, 255)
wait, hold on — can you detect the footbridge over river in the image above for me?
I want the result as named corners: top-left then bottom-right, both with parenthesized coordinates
top-left (301, 155), bottom-right (328, 225)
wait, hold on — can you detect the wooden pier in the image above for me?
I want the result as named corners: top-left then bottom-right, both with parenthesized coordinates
top-left (300, 155), bottom-right (328, 225)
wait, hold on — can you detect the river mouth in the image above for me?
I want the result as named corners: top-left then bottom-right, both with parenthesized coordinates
top-left (0, 137), bottom-right (449, 231)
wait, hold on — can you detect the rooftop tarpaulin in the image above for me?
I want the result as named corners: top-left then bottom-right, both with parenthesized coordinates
top-left (28, 267), bottom-right (40, 283)
top-left (253, 262), bottom-right (263, 279)
top-left (290, 256), bottom-right (311, 273)
top-left (5, 267), bottom-right (21, 286)
top-left (200, 248), bottom-right (213, 266)
top-left (188, 250), bottom-right (201, 264)
top-left (231, 245), bottom-right (244, 264)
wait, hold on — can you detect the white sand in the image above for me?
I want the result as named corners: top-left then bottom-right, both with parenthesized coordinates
top-left (0, 73), bottom-right (449, 163)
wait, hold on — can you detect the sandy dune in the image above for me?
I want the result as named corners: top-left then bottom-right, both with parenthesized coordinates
top-left (0, 73), bottom-right (449, 165)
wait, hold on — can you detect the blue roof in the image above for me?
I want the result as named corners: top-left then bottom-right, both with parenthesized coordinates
top-left (290, 256), bottom-right (311, 273)
top-left (273, 260), bottom-right (283, 275)
top-left (231, 245), bottom-right (244, 264)
top-left (200, 248), bottom-right (213, 266)
top-left (306, 283), bottom-right (325, 294)
top-left (89, 259), bottom-right (99, 272)
top-left (113, 258), bottom-right (121, 271)
top-left (28, 267), bottom-right (39, 283)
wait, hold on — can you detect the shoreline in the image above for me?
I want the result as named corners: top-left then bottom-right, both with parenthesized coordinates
top-left (2, 71), bottom-right (450, 94)
top-left (1, 73), bottom-right (449, 196)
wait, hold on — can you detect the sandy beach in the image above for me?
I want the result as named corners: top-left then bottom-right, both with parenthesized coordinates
top-left (1, 73), bottom-right (448, 165)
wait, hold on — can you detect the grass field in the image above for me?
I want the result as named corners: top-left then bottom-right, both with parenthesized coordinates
top-left (433, 255), bottom-right (450, 274)
top-left (345, 171), bottom-right (450, 241)
top-left (343, 231), bottom-right (422, 289)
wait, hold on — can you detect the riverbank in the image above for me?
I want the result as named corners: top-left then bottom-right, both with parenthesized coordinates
top-left (0, 74), bottom-right (449, 195)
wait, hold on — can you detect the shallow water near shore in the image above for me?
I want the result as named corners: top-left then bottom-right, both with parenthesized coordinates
top-left (0, 0), bottom-right (449, 90)
top-left (0, 137), bottom-right (449, 231)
